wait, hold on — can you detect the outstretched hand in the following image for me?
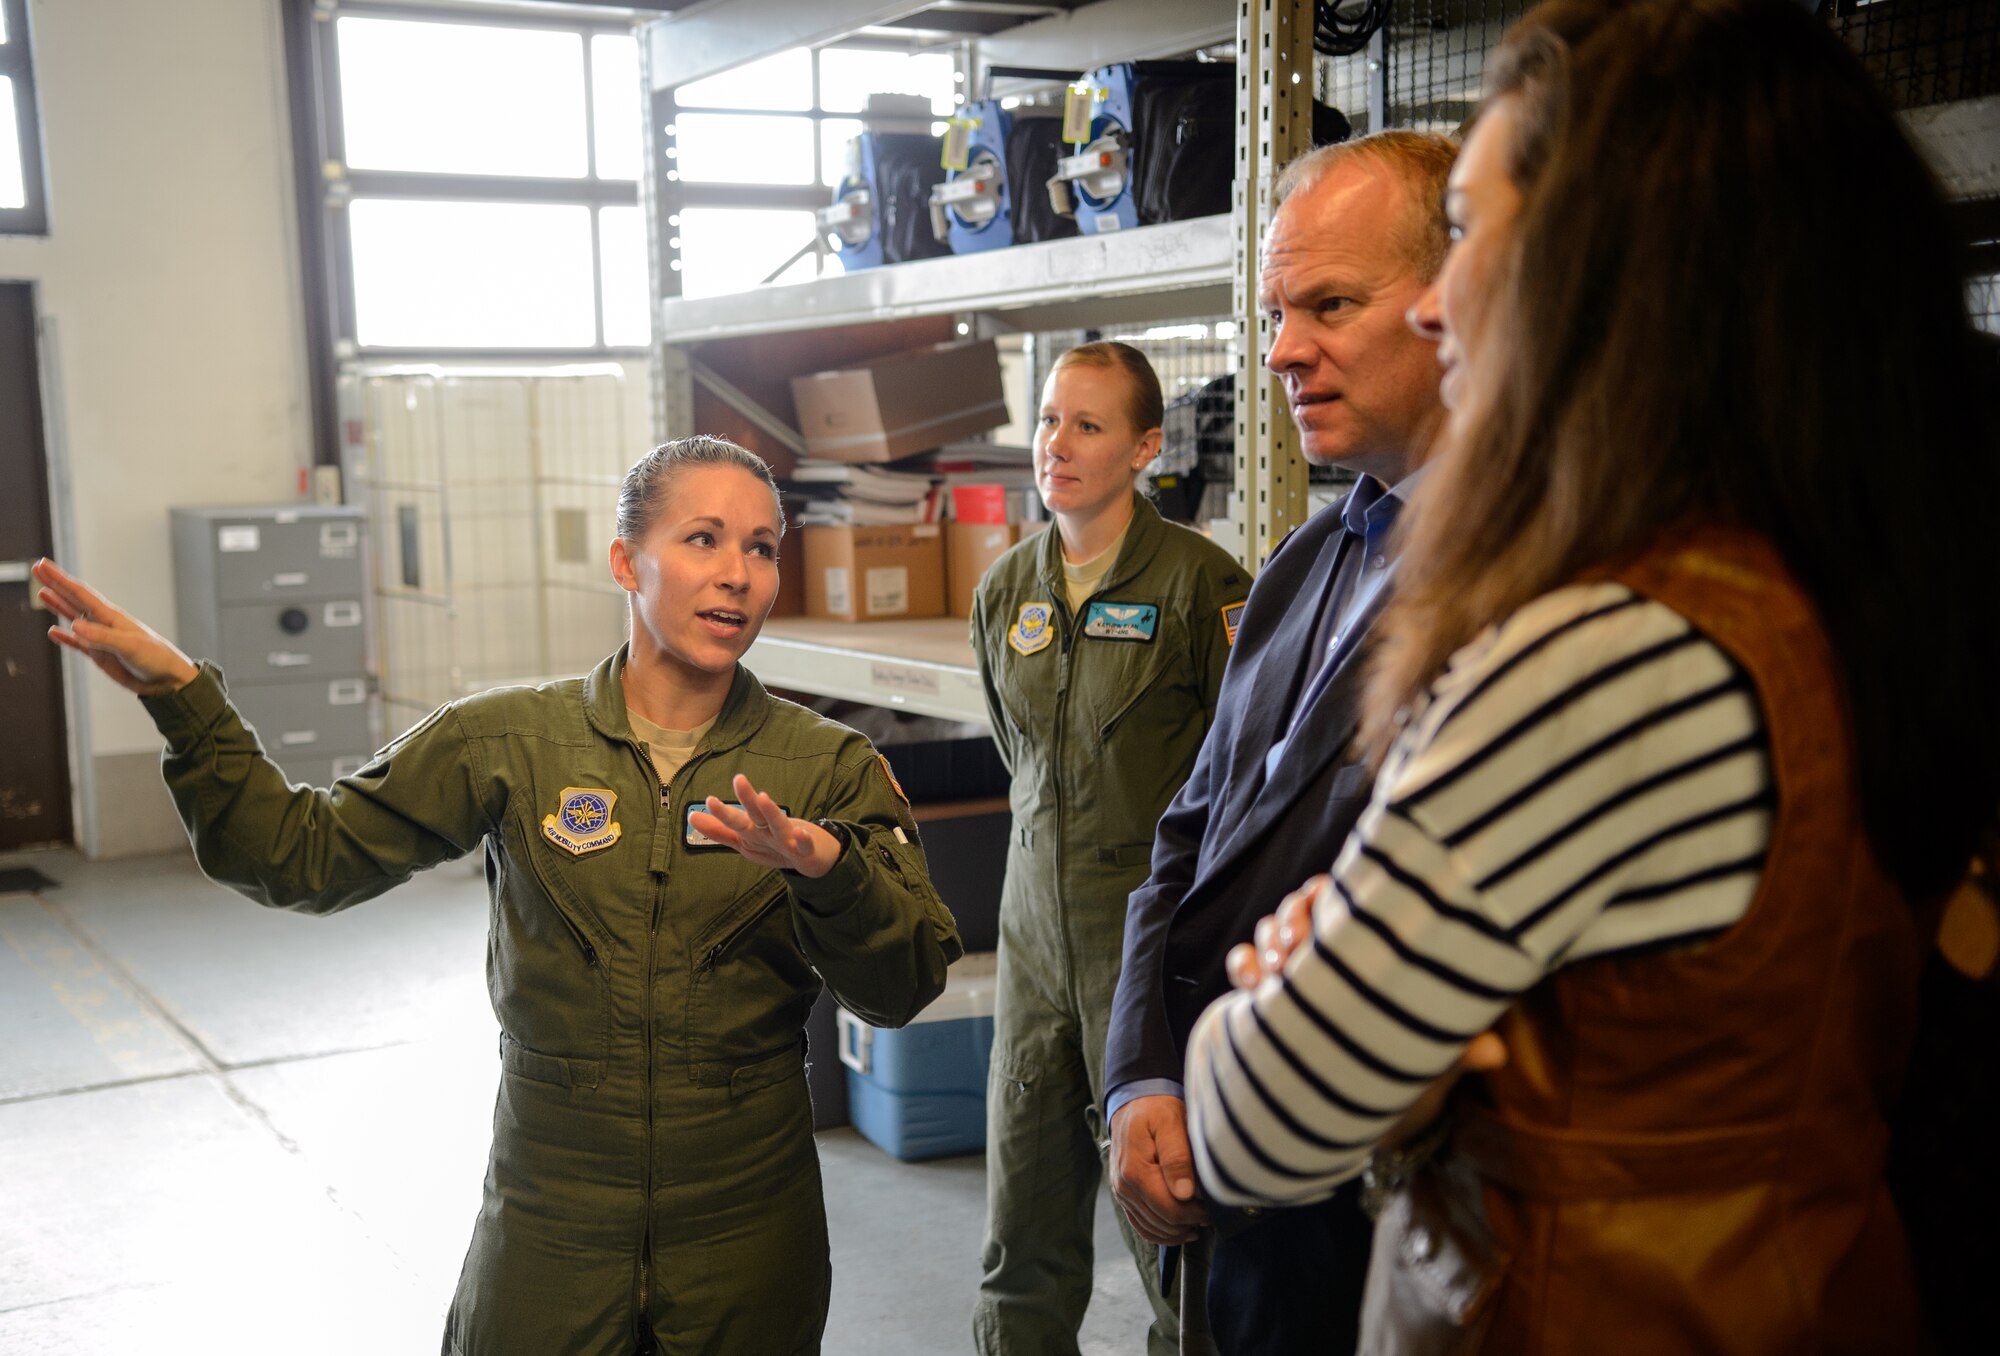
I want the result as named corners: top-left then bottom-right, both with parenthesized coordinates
top-left (689, 773), bottom-right (843, 878)
top-left (34, 559), bottom-right (199, 697)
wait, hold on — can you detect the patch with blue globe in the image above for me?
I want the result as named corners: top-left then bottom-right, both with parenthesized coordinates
top-left (542, 786), bottom-right (622, 856)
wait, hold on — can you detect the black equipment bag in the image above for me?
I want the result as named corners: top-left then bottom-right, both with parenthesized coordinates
top-left (1004, 115), bottom-right (1080, 244)
top-left (1130, 61), bottom-right (1236, 226)
top-left (871, 133), bottom-right (952, 264)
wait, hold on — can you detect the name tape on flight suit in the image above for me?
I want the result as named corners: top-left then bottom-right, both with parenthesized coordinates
top-left (686, 802), bottom-right (792, 847)
top-left (1082, 601), bottom-right (1158, 642)
top-left (543, 787), bottom-right (621, 856)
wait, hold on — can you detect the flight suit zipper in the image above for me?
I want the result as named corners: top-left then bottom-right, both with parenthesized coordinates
top-left (1049, 598), bottom-right (1078, 989)
top-left (636, 736), bottom-right (690, 1333)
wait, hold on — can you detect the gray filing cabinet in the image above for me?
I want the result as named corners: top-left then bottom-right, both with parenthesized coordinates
top-left (170, 506), bottom-right (378, 786)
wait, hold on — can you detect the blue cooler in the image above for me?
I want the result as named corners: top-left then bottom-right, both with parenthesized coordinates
top-left (837, 952), bottom-right (997, 1161)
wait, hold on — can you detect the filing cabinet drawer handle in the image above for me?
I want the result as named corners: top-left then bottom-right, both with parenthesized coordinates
top-left (272, 572), bottom-right (308, 588)
top-left (267, 652), bottom-right (312, 668)
top-left (279, 730), bottom-right (319, 747)
top-left (328, 680), bottom-right (367, 705)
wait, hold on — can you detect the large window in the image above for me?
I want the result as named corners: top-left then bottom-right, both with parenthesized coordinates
top-left (309, 4), bottom-right (648, 354)
top-left (0, 0), bottom-right (48, 235)
top-left (662, 42), bottom-right (960, 299)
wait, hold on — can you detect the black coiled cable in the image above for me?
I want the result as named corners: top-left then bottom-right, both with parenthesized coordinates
top-left (1315, 0), bottom-right (1394, 56)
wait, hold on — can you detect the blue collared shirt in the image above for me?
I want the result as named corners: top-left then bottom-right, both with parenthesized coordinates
top-left (1262, 463), bottom-right (1428, 783)
top-left (1107, 465), bottom-right (1429, 1123)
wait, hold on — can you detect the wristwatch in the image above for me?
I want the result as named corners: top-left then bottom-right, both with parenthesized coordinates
top-left (814, 818), bottom-right (852, 856)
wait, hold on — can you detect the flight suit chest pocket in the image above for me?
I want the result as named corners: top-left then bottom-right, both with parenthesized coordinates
top-left (495, 808), bottom-right (616, 1075)
top-left (992, 614), bottom-right (1055, 746)
top-left (683, 873), bottom-right (819, 1081)
top-left (1087, 622), bottom-right (1190, 738)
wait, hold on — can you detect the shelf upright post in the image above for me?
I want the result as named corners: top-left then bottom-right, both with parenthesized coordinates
top-left (1228, 0), bottom-right (1316, 568)
top-left (641, 20), bottom-right (695, 442)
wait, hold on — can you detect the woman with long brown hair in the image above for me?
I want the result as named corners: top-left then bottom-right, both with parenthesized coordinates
top-left (1182, 0), bottom-right (1997, 1349)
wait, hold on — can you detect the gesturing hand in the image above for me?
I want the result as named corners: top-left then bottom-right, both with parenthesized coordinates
top-left (1224, 869), bottom-right (1509, 1149)
top-left (690, 772), bottom-right (844, 878)
top-left (34, 559), bottom-right (200, 697)
top-left (1224, 873), bottom-right (1328, 990)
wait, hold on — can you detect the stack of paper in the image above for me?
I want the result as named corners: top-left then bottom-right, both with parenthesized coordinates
top-left (785, 459), bottom-right (942, 526)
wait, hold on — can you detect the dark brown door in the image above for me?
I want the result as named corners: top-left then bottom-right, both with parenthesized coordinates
top-left (0, 281), bottom-right (72, 848)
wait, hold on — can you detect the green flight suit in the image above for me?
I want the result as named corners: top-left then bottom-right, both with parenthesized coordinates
top-left (967, 495), bottom-right (1249, 1356)
top-left (139, 648), bottom-right (962, 1356)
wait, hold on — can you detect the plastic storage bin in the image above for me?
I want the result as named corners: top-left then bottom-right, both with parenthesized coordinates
top-left (837, 952), bottom-right (998, 1161)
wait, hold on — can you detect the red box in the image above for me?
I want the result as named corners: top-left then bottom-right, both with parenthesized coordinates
top-left (951, 483), bottom-right (1010, 525)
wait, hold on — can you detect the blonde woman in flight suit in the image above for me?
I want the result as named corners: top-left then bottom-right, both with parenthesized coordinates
top-left (970, 342), bottom-right (1250, 1355)
top-left (34, 436), bottom-right (961, 1356)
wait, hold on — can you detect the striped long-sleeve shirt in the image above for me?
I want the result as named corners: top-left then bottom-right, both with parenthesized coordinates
top-left (1184, 581), bottom-right (1775, 1208)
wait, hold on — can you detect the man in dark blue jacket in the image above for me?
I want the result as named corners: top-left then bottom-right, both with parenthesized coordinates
top-left (1104, 130), bottom-right (1456, 1356)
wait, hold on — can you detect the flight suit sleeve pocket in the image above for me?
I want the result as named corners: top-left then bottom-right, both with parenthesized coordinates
top-left (500, 1031), bottom-right (603, 1090)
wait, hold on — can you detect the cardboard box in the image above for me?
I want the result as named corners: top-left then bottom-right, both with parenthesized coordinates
top-left (768, 534), bottom-right (807, 618)
top-left (791, 340), bottom-right (1009, 464)
top-left (946, 522), bottom-right (1021, 619)
top-left (804, 524), bottom-right (946, 621)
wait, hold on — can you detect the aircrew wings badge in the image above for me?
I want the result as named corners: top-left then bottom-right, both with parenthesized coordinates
top-left (1221, 601), bottom-right (1246, 647)
top-left (543, 787), bottom-right (621, 856)
top-left (1008, 602), bottom-right (1054, 656)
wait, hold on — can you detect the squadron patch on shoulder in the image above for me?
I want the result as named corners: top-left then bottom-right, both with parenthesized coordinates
top-left (878, 754), bottom-right (910, 805)
top-left (1221, 600), bottom-right (1247, 648)
top-left (542, 787), bottom-right (621, 856)
top-left (1082, 601), bottom-right (1159, 643)
top-left (1009, 602), bottom-right (1055, 656)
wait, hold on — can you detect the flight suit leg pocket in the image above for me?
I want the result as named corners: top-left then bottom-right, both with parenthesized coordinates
top-left (984, 1049), bottom-right (1061, 1247)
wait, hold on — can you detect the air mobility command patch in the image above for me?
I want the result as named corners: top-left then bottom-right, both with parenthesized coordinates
top-left (543, 787), bottom-right (621, 856)
top-left (1082, 601), bottom-right (1159, 642)
top-left (1221, 600), bottom-right (1246, 647)
top-left (1009, 602), bottom-right (1054, 656)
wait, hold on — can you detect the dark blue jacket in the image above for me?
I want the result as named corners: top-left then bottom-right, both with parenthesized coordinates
top-left (1105, 494), bottom-right (1387, 1094)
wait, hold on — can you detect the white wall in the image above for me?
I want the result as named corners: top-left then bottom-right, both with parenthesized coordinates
top-left (0, 0), bottom-right (313, 853)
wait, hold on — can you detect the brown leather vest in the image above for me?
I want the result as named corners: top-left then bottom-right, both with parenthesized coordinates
top-left (1426, 530), bottom-right (1929, 1353)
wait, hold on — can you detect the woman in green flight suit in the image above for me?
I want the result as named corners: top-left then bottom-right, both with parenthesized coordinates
top-left (34, 436), bottom-right (961, 1356)
top-left (969, 343), bottom-right (1250, 1356)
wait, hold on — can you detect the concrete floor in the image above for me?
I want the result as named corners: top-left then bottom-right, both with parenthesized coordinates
top-left (0, 848), bottom-right (1151, 1355)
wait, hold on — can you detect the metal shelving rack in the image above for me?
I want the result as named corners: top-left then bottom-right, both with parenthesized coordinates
top-left (651, 214), bottom-right (1236, 342)
top-left (640, 0), bottom-right (1300, 725)
top-left (639, 0), bottom-right (2000, 726)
